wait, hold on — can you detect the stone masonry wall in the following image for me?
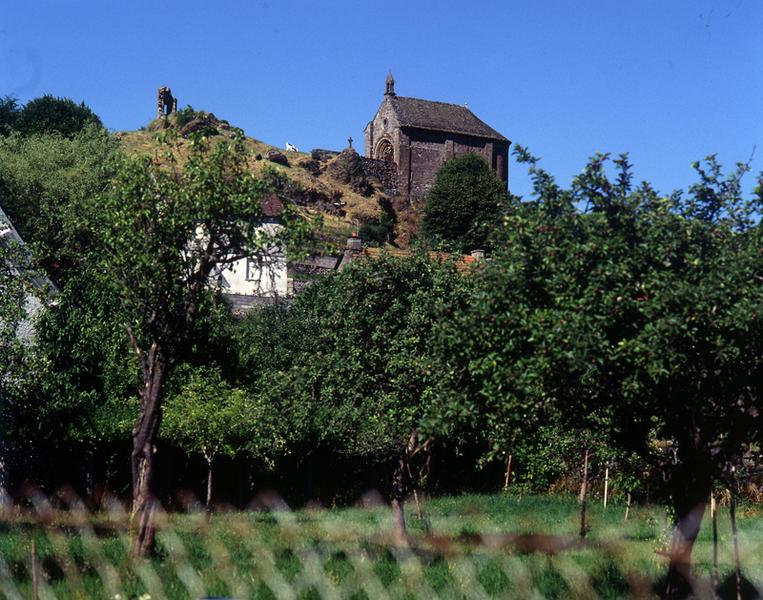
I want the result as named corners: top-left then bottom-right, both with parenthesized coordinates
top-left (360, 157), bottom-right (398, 195)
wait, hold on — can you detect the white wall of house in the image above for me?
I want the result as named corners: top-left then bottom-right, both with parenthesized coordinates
top-left (212, 221), bottom-right (289, 298)
top-left (215, 249), bottom-right (288, 298)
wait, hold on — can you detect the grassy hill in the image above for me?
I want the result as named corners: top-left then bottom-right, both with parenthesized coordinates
top-left (116, 110), bottom-right (420, 252)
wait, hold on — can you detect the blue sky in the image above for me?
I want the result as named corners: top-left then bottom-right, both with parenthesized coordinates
top-left (1, 0), bottom-right (761, 199)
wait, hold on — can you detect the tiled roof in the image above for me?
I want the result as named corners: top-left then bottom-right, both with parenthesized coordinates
top-left (390, 96), bottom-right (508, 142)
top-left (361, 247), bottom-right (480, 273)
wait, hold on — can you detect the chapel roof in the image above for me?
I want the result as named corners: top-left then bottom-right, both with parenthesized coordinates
top-left (388, 96), bottom-right (508, 142)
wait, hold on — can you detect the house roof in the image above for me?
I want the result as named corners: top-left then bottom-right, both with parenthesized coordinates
top-left (389, 96), bottom-right (508, 142)
top-left (260, 192), bottom-right (285, 218)
top-left (1, 204), bottom-right (57, 341)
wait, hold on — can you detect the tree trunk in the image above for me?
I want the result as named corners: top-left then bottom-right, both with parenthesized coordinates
top-left (84, 448), bottom-right (94, 499)
top-left (31, 539), bottom-right (39, 600)
top-left (729, 473), bottom-right (742, 600)
top-left (503, 454), bottom-right (513, 494)
top-left (579, 446), bottom-right (590, 538)
top-left (603, 463), bottom-right (609, 509)
top-left (710, 493), bottom-right (718, 589)
top-left (129, 340), bottom-right (166, 557)
top-left (391, 452), bottom-right (407, 546)
top-left (405, 429), bottom-right (424, 520)
top-left (664, 434), bottom-right (713, 600)
top-left (205, 456), bottom-right (214, 511)
top-left (624, 492), bottom-right (632, 522)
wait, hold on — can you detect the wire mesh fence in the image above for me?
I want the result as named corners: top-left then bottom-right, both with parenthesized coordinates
top-left (0, 489), bottom-right (761, 599)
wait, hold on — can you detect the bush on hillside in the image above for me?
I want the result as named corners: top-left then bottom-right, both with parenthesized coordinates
top-left (0, 96), bottom-right (20, 136)
top-left (15, 95), bottom-right (103, 138)
top-left (421, 153), bottom-right (508, 252)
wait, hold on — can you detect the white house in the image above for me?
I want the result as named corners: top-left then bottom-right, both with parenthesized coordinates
top-left (212, 193), bottom-right (289, 313)
top-left (0, 205), bottom-right (55, 342)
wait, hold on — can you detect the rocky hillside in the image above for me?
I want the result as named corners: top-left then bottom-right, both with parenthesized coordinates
top-left (116, 111), bottom-right (420, 251)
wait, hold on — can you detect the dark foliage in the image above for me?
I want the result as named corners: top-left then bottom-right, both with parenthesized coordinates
top-left (0, 96), bottom-right (20, 136)
top-left (421, 153), bottom-right (508, 252)
top-left (15, 95), bottom-right (103, 138)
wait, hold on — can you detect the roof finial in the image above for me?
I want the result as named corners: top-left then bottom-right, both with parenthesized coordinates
top-left (385, 71), bottom-right (396, 97)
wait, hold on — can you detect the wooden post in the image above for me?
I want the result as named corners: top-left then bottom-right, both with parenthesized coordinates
top-left (579, 446), bottom-right (590, 538)
top-left (503, 454), bottom-right (513, 494)
top-left (710, 493), bottom-right (719, 590)
top-left (624, 491), bottom-right (632, 522)
top-left (603, 463), bottom-right (610, 509)
top-left (729, 470), bottom-right (742, 600)
top-left (31, 539), bottom-right (39, 600)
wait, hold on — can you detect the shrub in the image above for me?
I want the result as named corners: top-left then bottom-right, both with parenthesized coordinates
top-left (15, 95), bottom-right (103, 138)
top-left (0, 96), bottom-right (20, 136)
top-left (421, 153), bottom-right (508, 252)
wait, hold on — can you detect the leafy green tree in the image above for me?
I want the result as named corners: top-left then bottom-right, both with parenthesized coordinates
top-left (427, 147), bottom-right (763, 595)
top-left (0, 96), bottom-right (20, 136)
top-left (0, 126), bottom-right (120, 281)
top-left (0, 236), bottom-right (35, 491)
top-left (242, 253), bottom-right (465, 543)
top-left (31, 264), bottom-right (135, 489)
top-left (15, 95), bottom-right (103, 138)
top-left (162, 365), bottom-right (285, 509)
top-left (421, 153), bottom-right (508, 252)
top-left (83, 132), bottom-right (312, 555)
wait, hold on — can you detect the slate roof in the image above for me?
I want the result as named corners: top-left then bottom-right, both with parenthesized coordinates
top-left (389, 96), bottom-right (508, 142)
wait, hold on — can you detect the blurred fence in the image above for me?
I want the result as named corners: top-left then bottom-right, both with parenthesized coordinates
top-left (0, 489), bottom-right (762, 599)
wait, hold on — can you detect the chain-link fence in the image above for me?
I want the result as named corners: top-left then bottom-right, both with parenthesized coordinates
top-left (1, 489), bottom-right (761, 599)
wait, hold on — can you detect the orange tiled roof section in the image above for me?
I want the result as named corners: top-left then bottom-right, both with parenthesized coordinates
top-left (361, 247), bottom-right (479, 273)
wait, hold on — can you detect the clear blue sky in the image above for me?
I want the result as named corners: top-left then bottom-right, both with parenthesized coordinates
top-left (2, 0), bottom-right (761, 198)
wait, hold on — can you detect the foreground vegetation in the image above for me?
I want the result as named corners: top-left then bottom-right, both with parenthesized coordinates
top-left (1, 494), bottom-right (761, 599)
top-left (2, 94), bottom-right (763, 594)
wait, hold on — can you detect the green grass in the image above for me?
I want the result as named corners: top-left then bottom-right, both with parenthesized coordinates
top-left (0, 494), bottom-right (761, 599)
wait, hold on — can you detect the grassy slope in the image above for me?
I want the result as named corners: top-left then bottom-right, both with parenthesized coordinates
top-left (1, 494), bottom-right (760, 598)
top-left (116, 115), bottom-right (420, 252)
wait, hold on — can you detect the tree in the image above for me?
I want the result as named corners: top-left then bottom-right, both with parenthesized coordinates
top-left (0, 213), bottom-right (50, 494)
top-left (0, 96), bottom-right (20, 136)
top-left (242, 252), bottom-right (465, 544)
top-left (15, 95), bottom-right (103, 138)
top-left (0, 236), bottom-right (31, 492)
top-left (0, 125), bottom-right (120, 282)
top-left (421, 153), bottom-right (508, 252)
top-left (84, 132), bottom-right (312, 555)
top-left (30, 263), bottom-right (136, 493)
top-left (162, 365), bottom-right (285, 509)
top-left (427, 148), bottom-right (763, 595)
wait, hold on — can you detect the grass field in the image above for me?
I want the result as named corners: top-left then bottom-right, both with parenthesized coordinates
top-left (0, 494), bottom-right (761, 599)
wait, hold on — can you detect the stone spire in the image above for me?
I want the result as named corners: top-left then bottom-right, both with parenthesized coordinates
top-left (385, 71), bottom-right (396, 97)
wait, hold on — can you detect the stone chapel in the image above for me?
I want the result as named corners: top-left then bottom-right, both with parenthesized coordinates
top-left (364, 72), bottom-right (510, 200)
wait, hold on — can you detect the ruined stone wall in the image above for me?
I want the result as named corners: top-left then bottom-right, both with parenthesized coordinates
top-left (360, 157), bottom-right (398, 195)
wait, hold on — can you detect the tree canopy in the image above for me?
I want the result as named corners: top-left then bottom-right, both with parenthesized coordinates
top-left (424, 147), bottom-right (763, 592)
top-left (421, 152), bottom-right (508, 252)
top-left (14, 95), bottom-right (103, 138)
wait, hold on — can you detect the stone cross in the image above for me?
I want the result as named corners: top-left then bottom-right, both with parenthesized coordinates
top-left (347, 136), bottom-right (353, 149)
